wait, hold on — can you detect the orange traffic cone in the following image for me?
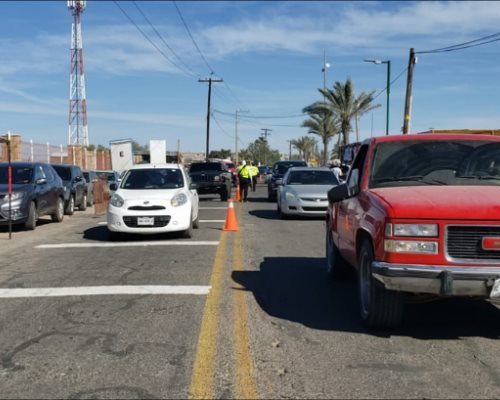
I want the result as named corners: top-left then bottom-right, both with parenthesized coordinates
top-left (235, 184), bottom-right (241, 202)
top-left (223, 199), bottom-right (239, 231)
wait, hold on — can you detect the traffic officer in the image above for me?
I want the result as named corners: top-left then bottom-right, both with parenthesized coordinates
top-left (249, 161), bottom-right (259, 192)
top-left (237, 160), bottom-right (251, 202)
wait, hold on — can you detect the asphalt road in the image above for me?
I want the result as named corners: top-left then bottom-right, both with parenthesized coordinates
top-left (0, 184), bottom-right (499, 399)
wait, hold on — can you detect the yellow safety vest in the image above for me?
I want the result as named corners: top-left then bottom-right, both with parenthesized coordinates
top-left (238, 165), bottom-right (250, 179)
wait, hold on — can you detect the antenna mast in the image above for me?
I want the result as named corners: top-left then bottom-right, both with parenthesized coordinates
top-left (68, 0), bottom-right (89, 146)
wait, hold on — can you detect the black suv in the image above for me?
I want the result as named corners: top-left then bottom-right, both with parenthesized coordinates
top-left (51, 164), bottom-right (87, 215)
top-left (267, 160), bottom-right (308, 201)
top-left (189, 161), bottom-right (232, 201)
top-left (0, 162), bottom-right (65, 230)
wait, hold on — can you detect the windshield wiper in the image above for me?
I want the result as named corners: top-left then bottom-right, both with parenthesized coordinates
top-left (458, 175), bottom-right (500, 181)
top-left (373, 176), bottom-right (447, 185)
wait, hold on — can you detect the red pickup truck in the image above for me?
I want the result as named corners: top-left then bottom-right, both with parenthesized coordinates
top-left (326, 134), bottom-right (500, 329)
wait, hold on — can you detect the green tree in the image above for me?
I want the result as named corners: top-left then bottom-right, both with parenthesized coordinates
top-left (300, 109), bottom-right (339, 166)
top-left (132, 141), bottom-right (149, 152)
top-left (291, 136), bottom-right (317, 163)
top-left (239, 137), bottom-right (281, 165)
top-left (304, 77), bottom-right (380, 148)
top-left (209, 149), bottom-right (232, 159)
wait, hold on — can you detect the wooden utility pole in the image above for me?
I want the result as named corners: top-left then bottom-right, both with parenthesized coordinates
top-left (199, 77), bottom-right (223, 161)
top-left (402, 48), bottom-right (416, 134)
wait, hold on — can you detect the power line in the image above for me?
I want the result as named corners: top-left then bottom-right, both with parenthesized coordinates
top-left (417, 31), bottom-right (500, 54)
top-left (172, 0), bottom-right (215, 74)
top-left (212, 114), bottom-right (234, 139)
top-left (113, 1), bottom-right (188, 75)
top-left (372, 67), bottom-right (408, 101)
top-left (132, 1), bottom-right (198, 77)
top-left (213, 109), bottom-right (303, 119)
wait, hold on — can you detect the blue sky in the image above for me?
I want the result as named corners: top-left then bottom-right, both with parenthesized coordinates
top-left (1, 1), bottom-right (500, 157)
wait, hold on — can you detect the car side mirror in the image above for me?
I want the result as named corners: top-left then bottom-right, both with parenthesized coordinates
top-left (189, 182), bottom-right (197, 190)
top-left (327, 183), bottom-right (349, 203)
top-left (275, 178), bottom-right (283, 185)
top-left (36, 178), bottom-right (47, 185)
top-left (109, 182), bottom-right (118, 191)
top-left (74, 176), bottom-right (82, 182)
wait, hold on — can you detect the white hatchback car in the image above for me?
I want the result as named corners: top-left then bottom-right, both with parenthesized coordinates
top-left (107, 164), bottom-right (199, 239)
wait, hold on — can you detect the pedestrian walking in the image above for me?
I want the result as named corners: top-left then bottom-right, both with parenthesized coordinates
top-left (237, 160), bottom-right (251, 202)
top-left (249, 161), bottom-right (259, 192)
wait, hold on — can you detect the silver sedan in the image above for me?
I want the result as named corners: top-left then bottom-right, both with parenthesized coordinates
top-left (276, 167), bottom-right (339, 218)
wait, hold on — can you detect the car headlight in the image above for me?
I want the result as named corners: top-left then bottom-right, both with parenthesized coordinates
top-left (214, 176), bottom-right (220, 181)
top-left (285, 191), bottom-right (297, 202)
top-left (385, 223), bottom-right (438, 237)
top-left (171, 192), bottom-right (188, 207)
top-left (109, 193), bottom-right (124, 208)
top-left (1, 192), bottom-right (23, 202)
top-left (384, 240), bottom-right (438, 254)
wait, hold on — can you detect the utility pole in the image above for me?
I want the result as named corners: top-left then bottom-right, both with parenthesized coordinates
top-left (260, 128), bottom-right (272, 165)
top-left (199, 76), bottom-right (223, 161)
top-left (235, 109), bottom-right (249, 165)
top-left (286, 140), bottom-right (292, 160)
top-left (402, 48), bottom-right (416, 134)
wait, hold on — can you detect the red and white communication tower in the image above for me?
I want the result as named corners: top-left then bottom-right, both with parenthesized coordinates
top-left (68, 0), bottom-right (89, 146)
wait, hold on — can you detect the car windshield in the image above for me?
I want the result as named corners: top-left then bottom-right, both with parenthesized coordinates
top-left (190, 163), bottom-right (223, 172)
top-left (52, 166), bottom-right (72, 181)
top-left (369, 140), bottom-right (500, 188)
top-left (0, 166), bottom-right (33, 184)
top-left (287, 170), bottom-right (338, 185)
top-left (274, 162), bottom-right (307, 175)
top-left (121, 168), bottom-right (184, 189)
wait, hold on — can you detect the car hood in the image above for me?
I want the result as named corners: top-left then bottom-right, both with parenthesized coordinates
top-left (371, 186), bottom-right (500, 220)
top-left (0, 183), bottom-right (33, 194)
top-left (285, 184), bottom-right (332, 198)
top-left (116, 188), bottom-right (183, 201)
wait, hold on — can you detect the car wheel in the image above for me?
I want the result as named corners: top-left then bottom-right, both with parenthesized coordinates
top-left (51, 197), bottom-right (64, 223)
top-left (193, 211), bottom-right (200, 229)
top-left (80, 194), bottom-right (87, 211)
top-left (277, 202), bottom-right (288, 219)
top-left (24, 201), bottom-right (37, 230)
top-left (325, 221), bottom-right (350, 280)
top-left (65, 195), bottom-right (75, 215)
top-left (180, 215), bottom-right (194, 238)
top-left (358, 239), bottom-right (404, 329)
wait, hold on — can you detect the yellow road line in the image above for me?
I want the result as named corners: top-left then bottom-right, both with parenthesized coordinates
top-left (189, 231), bottom-right (228, 399)
top-left (233, 230), bottom-right (258, 399)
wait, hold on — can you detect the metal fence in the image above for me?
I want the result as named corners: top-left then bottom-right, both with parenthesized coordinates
top-left (21, 140), bottom-right (68, 163)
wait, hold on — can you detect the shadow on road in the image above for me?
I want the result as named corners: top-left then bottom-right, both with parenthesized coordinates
top-left (231, 256), bottom-right (500, 339)
top-left (82, 225), bottom-right (187, 242)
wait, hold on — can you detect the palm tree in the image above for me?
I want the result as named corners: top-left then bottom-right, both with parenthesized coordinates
top-left (304, 77), bottom-right (380, 147)
top-left (300, 109), bottom-right (339, 166)
top-left (291, 136), bottom-right (317, 163)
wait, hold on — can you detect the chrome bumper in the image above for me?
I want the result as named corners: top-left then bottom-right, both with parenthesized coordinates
top-left (372, 262), bottom-right (500, 298)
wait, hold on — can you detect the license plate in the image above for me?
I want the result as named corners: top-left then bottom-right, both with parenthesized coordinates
top-left (491, 279), bottom-right (500, 298)
top-left (137, 217), bottom-right (154, 226)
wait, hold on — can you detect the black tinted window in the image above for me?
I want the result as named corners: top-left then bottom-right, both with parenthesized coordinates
top-left (190, 163), bottom-right (223, 172)
top-left (122, 168), bottom-right (184, 189)
top-left (0, 166), bottom-right (33, 184)
top-left (52, 165), bottom-right (72, 180)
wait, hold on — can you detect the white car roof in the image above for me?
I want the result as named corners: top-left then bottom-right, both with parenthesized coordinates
top-left (128, 163), bottom-right (182, 170)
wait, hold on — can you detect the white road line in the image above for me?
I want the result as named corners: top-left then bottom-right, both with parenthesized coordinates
top-left (200, 220), bottom-right (225, 223)
top-left (97, 221), bottom-right (107, 225)
top-left (35, 241), bottom-right (219, 249)
top-left (199, 207), bottom-right (227, 210)
top-left (0, 285), bottom-right (211, 298)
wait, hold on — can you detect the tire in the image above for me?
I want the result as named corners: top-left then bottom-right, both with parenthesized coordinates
top-left (358, 239), bottom-right (404, 329)
top-left (325, 221), bottom-right (350, 279)
top-left (193, 211), bottom-right (200, 229)
top-left (80, 194), bottom-right (87, 211)
top-left (180, 215), bottom-right (194, 239)
top-left (277, 202), bottom-right (288, 219)
top-left (65, 195), bottom-right (75, 215)
top-left (51, 197), bottom-right (64, 223)
top-left (24, 201), bottom-right (36, 231)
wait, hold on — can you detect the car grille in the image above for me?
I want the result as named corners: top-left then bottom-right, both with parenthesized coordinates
top-left (300, 197), bottom-right (327, 202)
top-left (128, 206), bottom-right (166, 211)
top-left (123, 215), bottom-right (171, 228)
top-left (446, 225), bottom-right (500, 262)
top-left (191, 175), bottom-right (214, 183)
top-left (302, 207), bottom-right (327, 212)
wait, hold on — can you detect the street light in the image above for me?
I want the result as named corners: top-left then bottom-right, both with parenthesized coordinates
top-left (364, 59), bottom-right (391, 136)
top-left (322, 50), bottom-right (331, 96)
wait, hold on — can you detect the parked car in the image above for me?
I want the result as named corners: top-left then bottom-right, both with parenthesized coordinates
top-left (258, 165), bottom-right (272, 183)
top-left (276, 167), bottom-right (339, 219)
top-left (95, 170), bottom-right (121, 193)
top-left (267, 160), bottom-right (308, 201)
top-left (0, 162), bottom-right (65, 230)
top-left (107, 163), bottom-right (199, 239)
top-left (82, 170), bottom-right (98, 206)
top-left (51, 164), bottom-right (87, 215)
top-left (188, 161), bottom-right (232, 201)
top-left (223, 160), bottom-right (238, 186)
top-left (326, 134), bottom-right (500, 329)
